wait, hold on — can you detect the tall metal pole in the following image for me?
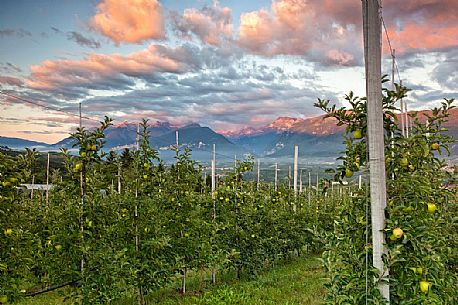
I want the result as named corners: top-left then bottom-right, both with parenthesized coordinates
top-left (362, 0), bottom-right (390, 302)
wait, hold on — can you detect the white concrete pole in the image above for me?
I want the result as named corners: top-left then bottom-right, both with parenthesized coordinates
top-left (363, 0), bottom-right (390, 301)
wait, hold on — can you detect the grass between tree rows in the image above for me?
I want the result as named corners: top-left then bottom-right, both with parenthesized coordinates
top-left (17, 255), bottom-right (325, 305)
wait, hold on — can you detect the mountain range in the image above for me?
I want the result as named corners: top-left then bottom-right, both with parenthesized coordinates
top-left (2, 109), bottom-right (457, 163)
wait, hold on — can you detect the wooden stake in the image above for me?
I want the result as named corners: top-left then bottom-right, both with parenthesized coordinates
top-left (362, 0), bottom-right (389, 301)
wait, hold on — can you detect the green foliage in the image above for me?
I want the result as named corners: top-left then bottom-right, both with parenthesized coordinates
top-left (1, 118), bottom-right (333, 304)
top-left (316, 82), bottom-right (457, 304)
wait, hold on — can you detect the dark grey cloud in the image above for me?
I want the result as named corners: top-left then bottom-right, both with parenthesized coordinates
top-left (51, 27), bottom-right (63, 34)
top-left (0, 62), bottom-right (22, 73)
top-left (74, 62), bottom-right (338, 131)
top-left (410, 90), bottom-right (457, 106)
top-left (19, 130), bottom-right (68, 135)
top-left (66, 31), bottom-right (101, 49)
top-left (0, 75), bottom-right (24, 87)
top-left (0, 28), bottom-right (32, 38)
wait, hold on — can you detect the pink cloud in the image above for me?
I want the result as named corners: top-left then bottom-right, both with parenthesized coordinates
top-left (90, 0), bottom-right (165, 44)
top-left (237, 0), bottom-right (457, 62)
top-left (26, 45), bottom-right (185, 90)
top-left (387, 23), bottom-right (458, 54)
top-left (237, 0), bottom-right (361, 64)
top-left (173, 2), bottom-right (233, 46)
top-left (382, 0), bottom-right (458, 54)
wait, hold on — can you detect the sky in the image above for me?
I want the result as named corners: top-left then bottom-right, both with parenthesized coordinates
top-left (0, 0), bottom-right (457, 144)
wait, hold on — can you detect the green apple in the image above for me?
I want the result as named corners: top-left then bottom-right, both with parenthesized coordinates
top-left (400, 158), bottom-right (409, 167)
top-left (427, 203), bottom-right (437, 214)
top-left (392, 227), bottom-right (404, 239)
top-left (75, 163), bottom-right (83, 171)
top-left (353, 129), bottom-right (363, 139)
top-left (419, 281), bottom-right (429, 293)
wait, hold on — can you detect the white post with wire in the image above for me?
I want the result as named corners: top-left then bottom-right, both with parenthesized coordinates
top-left (46, 152), bottom-right (50, 208)
top-left (363, 0), bottom-right (390, 301)
top-left (274, 163), bottom-right (278, 191)
top-left (212, 144), bottom-right (216, 199)
top-left (211, 144), bottom-right (216, 284)
top-left (257, 159), bottom-right (260, 191)
top-left (176, 130), bottom-right (179, 148)
top-left (293, 145), bottom-right (298, 212)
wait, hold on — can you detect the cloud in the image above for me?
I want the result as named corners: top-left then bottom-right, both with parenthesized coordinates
top-left (25, 44), bottom-right (192, 92)
top-left (0, 76), bottom-right (24, 87)
top-left (431, 50), bottom-right (458, 91)
top-left (0, 62), bottom-right (22, 73)
top-left (67, 31), bottom-right (101, 49)
top-left (237, 0), bottom-right (362, 66)
top-left (72, 62), bottom-right (336, 132)
top-left (0, 28), bottom-right (32, 38)
top-left (24, 42), bottom-right (242, 99)
top-left (235, 0), bottom-right (458, 65)
top-left (172, 2), bottom-right (233, 46)
top-left (90, 0), bottom-right (165, 44)
top-left (51, 27), bottom-right (63, 34)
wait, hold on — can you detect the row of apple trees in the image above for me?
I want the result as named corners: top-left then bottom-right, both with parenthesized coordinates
top-left (317, 81), bottom-right (458, 304)
top-left (0, 118), bottom-right (343, 304)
